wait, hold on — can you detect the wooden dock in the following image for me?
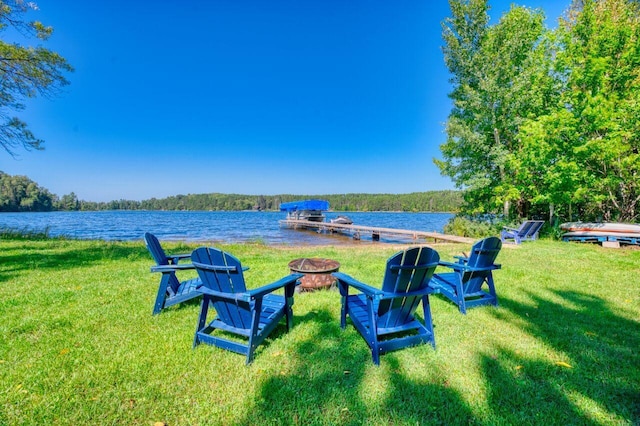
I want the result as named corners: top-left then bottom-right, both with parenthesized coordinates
top-left (279, 219), bottom-right (475, 244)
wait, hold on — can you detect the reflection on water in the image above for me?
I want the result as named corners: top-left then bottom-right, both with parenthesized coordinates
top-left (0, 210), bottom-right (454, 245)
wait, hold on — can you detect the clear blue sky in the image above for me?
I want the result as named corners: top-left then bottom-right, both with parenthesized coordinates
top-left (2, 0), bottom-right (567, 202)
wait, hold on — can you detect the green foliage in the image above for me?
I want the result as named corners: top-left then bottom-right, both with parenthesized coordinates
top-left (0, 0), bottom-right (73, 156)
top-left (0, 239), bottom-right (638, 424)
top-left (438, 0), bottom-right (640, 223)
top-left (443, 215), bottom-right (501, 238)
top-left (438, 1), bottom-right (554, 217)
top-left (69, 191), bottom-right (464, 212)
top-left (0, 170), bottom-right (55, 211)
top-left (278, 191), bottom-right (464, 213)
top-left (0, 171), bottom-right (464, 212)
top-left (58, 192), bottom-right (79, 211)
top-left (521, 0), bottom-right (640, 222)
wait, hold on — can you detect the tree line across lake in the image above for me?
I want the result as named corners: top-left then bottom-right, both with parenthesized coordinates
top-left (0, 171), bottom-right (462, 213)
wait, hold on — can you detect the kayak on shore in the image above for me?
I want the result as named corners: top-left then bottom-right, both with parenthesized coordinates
top-left (560, 222), bottom-right (640, 234)
top-left (560, 222), bottom-right (640, 246)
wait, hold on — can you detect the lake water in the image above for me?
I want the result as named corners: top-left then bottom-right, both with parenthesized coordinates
top-left (0, 210), bottom-right (454, 245)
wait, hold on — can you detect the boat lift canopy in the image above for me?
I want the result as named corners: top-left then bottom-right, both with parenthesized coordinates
top-left (279, 200), bottom-right (329, 213)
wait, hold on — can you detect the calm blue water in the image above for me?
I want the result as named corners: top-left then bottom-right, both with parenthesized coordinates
top-left (0, 211), bottom-right (454, 245)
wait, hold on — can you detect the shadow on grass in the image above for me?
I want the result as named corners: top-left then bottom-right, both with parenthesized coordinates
top-left (0, 241), bottom-right (150, 280)
top-left (483, 291), bottom-right (640, 424)
top-left (241, 308), bottom-right (474, 424)
top-left (238, 289), bottom-right (639, 424)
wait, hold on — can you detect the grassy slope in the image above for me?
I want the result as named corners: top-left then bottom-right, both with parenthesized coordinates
top-left (0, 238), bottom-right (638, 425)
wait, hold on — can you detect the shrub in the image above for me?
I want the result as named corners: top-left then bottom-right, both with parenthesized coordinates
top-left (444, 216), bottom-right (501, 238)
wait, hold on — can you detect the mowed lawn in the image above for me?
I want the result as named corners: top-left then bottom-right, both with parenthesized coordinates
top-left (1, 237), bottom-right (638, 425)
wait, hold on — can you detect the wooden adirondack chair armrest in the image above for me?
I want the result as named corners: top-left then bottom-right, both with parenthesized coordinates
top-left (437, 261), bottom-right (501, 273)
top-left (332, 272), bottom-right (382, 297)
top-left (150, 264), bottom-right (196, 273)
top-left (502, 226), bottom-right (519, 232)
top-left (167, 253), bottom-right (191, 264)
top-left (196, 286), bottom-right (253, 302)
top-left (333, 273), bottom-right (432, 300)
top-left (458, 264), bottom-right (502, 273)
top-left (437, 260), bottom-right (465, 271)
top-left (247, 273), bottom-right (304, 299)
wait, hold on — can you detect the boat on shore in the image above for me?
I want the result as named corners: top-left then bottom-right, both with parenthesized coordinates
top-left (560, 222), bottom-right (640, 234)
top-left (560, 222), bottom-right (640, 246)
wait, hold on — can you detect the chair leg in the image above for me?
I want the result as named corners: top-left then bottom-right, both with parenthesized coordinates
top-left (421, 296), bottom-right (436, 349)
top-left (340, 294), bottom-right (348, 329)
top-left (246, 299), bottom-right (264, 365)
top-left (285, 303), bottom-right (294, 331)
top-left (367, 298), bottom-right (380, 365)
top-left (153, 274), bottom-right (171, 315)
top-left (193, 296), bottom-right (210, 348)
top-left (285, 283), bottom-right (295, 331)
top-left (487, 274), bottom-right (498, 307)
top-left (246, 341), bottom-right (256, 365)
top-left (372, 346), bottom-right (380, 365)
top-left (455, 280), bottom-right (467, 315)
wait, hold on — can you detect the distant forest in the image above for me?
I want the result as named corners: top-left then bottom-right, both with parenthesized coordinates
top-left (0, 171), bottom-right (462, 213)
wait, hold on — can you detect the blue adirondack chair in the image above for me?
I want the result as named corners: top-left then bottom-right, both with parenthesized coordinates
top-left (429, 237), bottom-right (502, 314)
top-left (191, 246), bottom-right (303, 364)
top-left (333, 246), bottom-right (440, 365)
top-left (500, 220), bottom-right (545, 244)
top-left (145, 232), bottom-right (202, 315)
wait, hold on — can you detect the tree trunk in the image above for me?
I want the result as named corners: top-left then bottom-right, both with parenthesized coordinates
top-left (493, 128), bottom-right (511, 218)
top-left (569, 202), bottom-right (572, 222)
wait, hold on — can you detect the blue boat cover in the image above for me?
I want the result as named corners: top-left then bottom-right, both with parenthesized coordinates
top-left (279, 199), bottom-right (329, 212)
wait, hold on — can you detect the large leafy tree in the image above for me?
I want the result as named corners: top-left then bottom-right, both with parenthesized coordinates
top-left (521, 0), bottom-right (640, 222)
top-left (439, 0), bottom-right (639, 223)
top-left (437, 0), bottom-right (491, 214)
top-left (437, 0), bottom-right (554, 217)
top-left (0, 170), bottom-right (55, 211)
top-left (0, 1), bottom-right (72, 156)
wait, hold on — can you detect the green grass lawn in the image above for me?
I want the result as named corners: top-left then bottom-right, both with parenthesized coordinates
top-left (1, 237), bottom-right (638, 425)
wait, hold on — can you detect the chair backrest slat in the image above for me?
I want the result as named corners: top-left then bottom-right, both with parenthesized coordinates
top-left (192, 247), bottom-right (251, 329)
top-left (144, 232), bottom-right (180, 294)
top-left (144, 232), bottom-right (169, 265)
top-left (518, 221), bottom-right (535, 235)
top-left (524, 221), bottom-right (545, 238)
top-left (463, 237), bottom-right (502, 292)
top-left (379, 247), bottom-right (439, 328)
top-left (515, 220), bottom-right (545, 238)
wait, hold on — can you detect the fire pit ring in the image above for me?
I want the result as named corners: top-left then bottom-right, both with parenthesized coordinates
top-left (288, 258), bottom-right (340, 292)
